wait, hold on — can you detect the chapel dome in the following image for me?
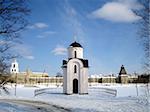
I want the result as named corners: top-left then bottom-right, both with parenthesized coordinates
top-left (70, 41), bottom-right (82, 48)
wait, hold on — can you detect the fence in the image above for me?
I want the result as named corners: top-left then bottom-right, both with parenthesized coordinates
top-left (34, 87), bottom-right (117, 97)
top-left (34, 88), bottom-right (49, 97)
top-left (89, 87), bottom-right (117, 97)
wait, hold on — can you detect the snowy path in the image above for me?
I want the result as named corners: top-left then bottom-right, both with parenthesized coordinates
top-left (0, 99), bottom-right (70, 112)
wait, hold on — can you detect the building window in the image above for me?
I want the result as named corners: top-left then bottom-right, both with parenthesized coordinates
top-left (13, 64), bottom-right (15, 68)
top-left (74, 51), bottom-right (77, 58)
top-left (74, 65), bottom-right (77, 73)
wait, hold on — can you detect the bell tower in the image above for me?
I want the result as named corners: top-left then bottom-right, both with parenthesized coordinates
top-left (68, 41), bottom-right (83, 59)
top-left (118, 65), bottom-right (128, 84)
top-left (10, 59), bottom-right (19, 74)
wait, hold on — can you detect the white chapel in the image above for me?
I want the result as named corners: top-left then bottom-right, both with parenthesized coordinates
top-left (62, 41), bottom-right (89, 94)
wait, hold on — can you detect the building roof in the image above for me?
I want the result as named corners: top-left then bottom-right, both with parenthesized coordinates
top-left (70, 41), bottom-right (82, 48)
top-left (62, 60), bottom-right (67, 65)
top-left (79, 59), bottom-right (89, 68)
top-left (62, 58), bottom-right (89, 68)
top-left (119, 65), bottom-right (127, 75)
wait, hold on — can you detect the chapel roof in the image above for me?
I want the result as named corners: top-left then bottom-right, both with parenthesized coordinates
top-left (79, 59), bottom-right (89, 68)
top-left (62, 58), bottom-right (89, 68)
top-left (70, 41), bottom-right (82, 48)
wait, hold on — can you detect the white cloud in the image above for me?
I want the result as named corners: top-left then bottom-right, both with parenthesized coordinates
top-left (90, 0), bottom-right (142, 22)
top-left (117, 0), bottom-right (143, 10)
top-left (0, 40), bottom-right (6, 45)
top-left (0, 40), bottom-right (34, 60)
top-left (37, 31), bottom-right (56, 38)
top-left (12, 44), bottom-right (34, 60)
top-left (0, 40), bottom-right (12, 45)
top-left (52, 45), bottom-right (67, 55)
top-left (27, 22), bottom-right (48, 29)
top-left (24, 55), bottom-right (34, 60)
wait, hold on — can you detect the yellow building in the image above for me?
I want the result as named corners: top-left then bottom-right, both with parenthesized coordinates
top-left (11, 69), bottom-right (49, 84)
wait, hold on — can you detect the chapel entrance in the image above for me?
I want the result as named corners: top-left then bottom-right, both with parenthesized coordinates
top-left (73, 79), bottom-right (78, 93)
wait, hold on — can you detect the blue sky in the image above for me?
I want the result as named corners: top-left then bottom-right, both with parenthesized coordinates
top-left (15, 0), bottom-right (144, 76)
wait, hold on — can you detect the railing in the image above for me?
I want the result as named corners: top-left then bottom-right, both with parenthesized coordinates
top-left (34, 88), bottom-right (49, 97)
top-left (89, 87), bottom-right (117, 97)
top-left (34, 87), bottom-right (117, 97)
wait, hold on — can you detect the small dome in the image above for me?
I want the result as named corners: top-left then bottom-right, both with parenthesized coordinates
top-left (70, 41), bottom-right (82, 48)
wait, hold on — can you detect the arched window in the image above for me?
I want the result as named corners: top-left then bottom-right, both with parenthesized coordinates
top-left (74, 51), bottom-right (77, 58)
top-left (74, 65), bottom-right (77, 73)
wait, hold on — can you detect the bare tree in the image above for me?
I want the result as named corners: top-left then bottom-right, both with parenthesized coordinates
top-left (0, 0), bottom-right (30, 75)
top-left (135, 0), bottom-right (150, 73)
top-left (134, 1), bottom-right (150, 105)
top-left (0, 0), bottom-right (30, 93)
top-left (0, 75), bottom-right (10, 94)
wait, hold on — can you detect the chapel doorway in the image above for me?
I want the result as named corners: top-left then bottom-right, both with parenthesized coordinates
top-left (73, 79), bottom-right (78, 93)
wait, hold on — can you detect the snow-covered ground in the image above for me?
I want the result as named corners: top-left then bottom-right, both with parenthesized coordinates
top-left (0, 99), bottom-right (70, 112)
top-left (0, 83), bottom-right (149, 112)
